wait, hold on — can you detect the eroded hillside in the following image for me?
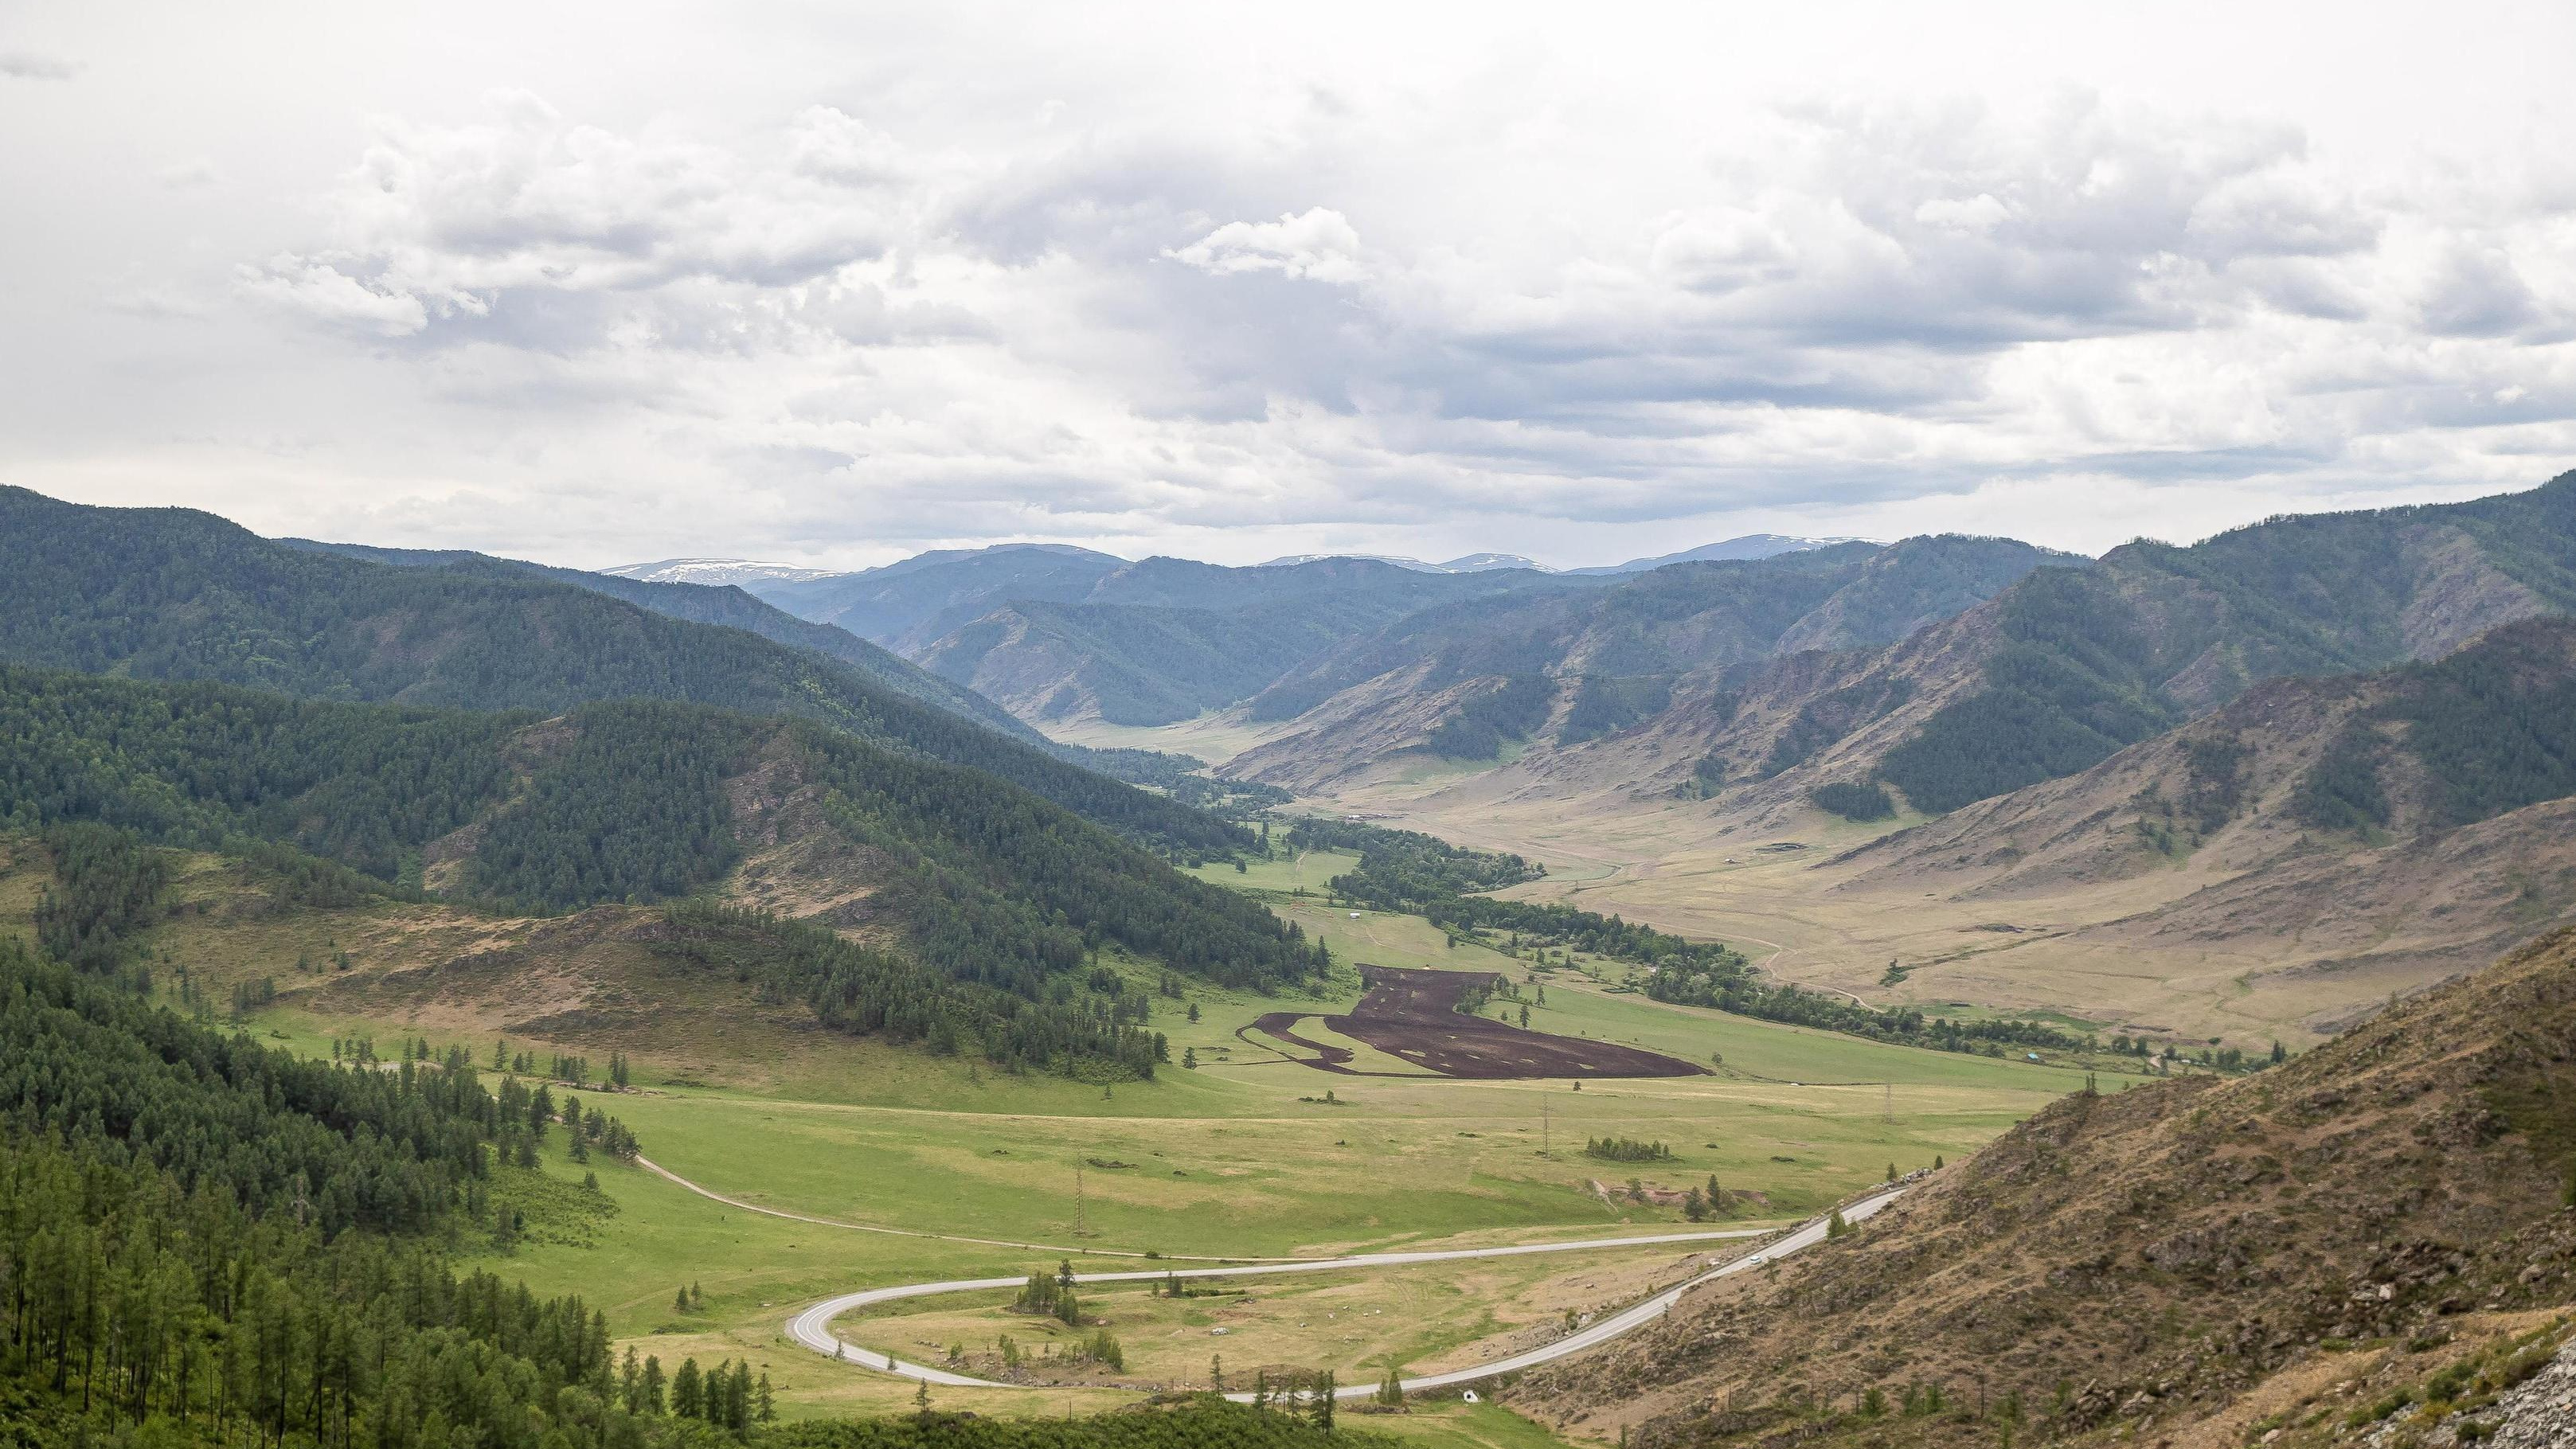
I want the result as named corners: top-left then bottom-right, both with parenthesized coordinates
top-left (1516, 927), bottom-right (2576, 1448)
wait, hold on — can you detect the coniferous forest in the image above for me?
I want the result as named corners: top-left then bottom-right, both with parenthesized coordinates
top-left (0, 666), bottom-right (1321, 1077)
top-left (0, 487), bottom-right (1243, 859)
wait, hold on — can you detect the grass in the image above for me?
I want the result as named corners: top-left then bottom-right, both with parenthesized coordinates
top-left (0, 831), bottom-right (2059, 1440)
top-left (837, 1241), bottom-right (1707, 1387)
top-left (1186, 849), bottom-right (1363, 896)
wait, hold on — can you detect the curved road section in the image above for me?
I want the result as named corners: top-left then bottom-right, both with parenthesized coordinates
top-left (788, 1185), bottom-right (1905, 1399)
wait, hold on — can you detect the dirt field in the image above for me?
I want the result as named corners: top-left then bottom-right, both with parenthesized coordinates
top-left (1250, 965), bottom-right (1707, 1080)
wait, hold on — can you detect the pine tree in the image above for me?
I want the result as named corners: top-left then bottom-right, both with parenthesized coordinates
top-left (672, 1358), bottom-right (704, 1419)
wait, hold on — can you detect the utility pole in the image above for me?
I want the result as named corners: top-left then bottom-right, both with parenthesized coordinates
top-left (1074, 1160), bottom-right (1087, 1236)
top-left (1541, 1093), bottom-right (1550, 1155)
top-left (1882, 1081), bottom-right (1893, 1125)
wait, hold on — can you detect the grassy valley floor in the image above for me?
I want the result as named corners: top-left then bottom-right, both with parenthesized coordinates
top-left (0, 831), bottom-right (2079, 1444)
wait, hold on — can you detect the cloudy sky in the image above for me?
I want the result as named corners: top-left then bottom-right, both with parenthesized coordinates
top-left (4, 2), bottom-right (2573, 571)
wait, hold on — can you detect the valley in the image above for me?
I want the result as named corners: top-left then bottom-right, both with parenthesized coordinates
top-left (0, 820), bottom-right (2062, 1444)
top-left (5, 479), bottom-right (2575, 1449)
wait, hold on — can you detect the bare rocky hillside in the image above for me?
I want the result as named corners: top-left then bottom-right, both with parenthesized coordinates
top-left (1514, 928), bottom-right (2576, 1449)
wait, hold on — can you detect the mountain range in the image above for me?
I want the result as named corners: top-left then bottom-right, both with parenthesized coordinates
top-left (728, 534), bottom-right (1875, 728)
top-left (1215, 473), bottom-right (2576, 810)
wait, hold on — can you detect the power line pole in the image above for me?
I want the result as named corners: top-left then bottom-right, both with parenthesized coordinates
top-left (1074, 1159), bottom-right (1087, 1236)
top-left (1882, 1081), bottom-right (1894, 1125)
top-left (1541, 1093), bottom-right (1550, 1155)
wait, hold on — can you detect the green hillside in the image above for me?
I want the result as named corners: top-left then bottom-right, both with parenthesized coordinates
top-left (0, 486), bottom-right (1241, 855)
top-left (0, 666), bottom-right (1322, 1002)
top-left (1878, 471), bottom-right (2576, 810)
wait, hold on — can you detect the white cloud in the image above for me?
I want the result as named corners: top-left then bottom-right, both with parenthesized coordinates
top-left (2, 2), bottom-right (2574, 568)
top-left (1169, 208), bottom-right (1367, 283)
top-left (234, 261), bottom-right (428, 337)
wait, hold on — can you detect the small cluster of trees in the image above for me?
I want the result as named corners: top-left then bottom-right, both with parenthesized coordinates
top-left (1585, 1135), bottom-right (1675, 1162)
top-left (1014, 1262), bottom-right (1085, 1325)
top-left (663, 1353), bottom-right (772, 1431)
top-left (1681, 1177), bottom-right (1737, 1221)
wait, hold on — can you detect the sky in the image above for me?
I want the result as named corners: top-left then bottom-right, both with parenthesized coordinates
top-left (4, 1), bottom-right (2573, 572)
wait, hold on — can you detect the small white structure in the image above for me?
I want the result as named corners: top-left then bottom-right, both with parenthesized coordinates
top-left (1462, 1390), bottom-right (1480, 1404)
top-left (1349, 911), bottom-right (1362, 918)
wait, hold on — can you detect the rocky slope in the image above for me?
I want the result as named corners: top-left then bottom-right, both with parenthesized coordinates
top-left (1809, 618), bottom-right (2576, 1029)
top-left (1515, 926), bottom-right (2576, 1448)
top-left (1224, 536), bottom-right (2064, 791)
top-left (1247, 472), bottom-right (2576, 823)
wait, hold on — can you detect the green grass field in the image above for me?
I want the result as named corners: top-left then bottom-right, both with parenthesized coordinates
top-left (1186, 848), bottom-right (1362, 896)
top-left (0, 831), bottom-right (2077, 1445)
top-left (217, 886), bottom-right (2066, 1438)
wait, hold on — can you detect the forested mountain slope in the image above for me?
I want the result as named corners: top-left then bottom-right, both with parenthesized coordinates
top-left (288, 537), bottom-right (1049, 744)
top-left (1808, 616), bottom-right (2576, 1034)
top-left (1519, 925), bottom-right (2576, 1448)
top-left (1802, 471), bottom-right (2576, 816)
top-left (0, 666), bottom-right (1319, 999)
top-left (0, 486), bottom-right (1240, 854)
top-left (1222, 535), bottom-right (2066, 790)
top-left (1436, 471), bottom-right (2576, 826)
top-left (0, 934), bottom-right (694, 1449)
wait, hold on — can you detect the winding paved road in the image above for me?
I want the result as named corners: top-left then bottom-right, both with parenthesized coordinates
top-left (787, 1185), bottom-right (1906, 1399)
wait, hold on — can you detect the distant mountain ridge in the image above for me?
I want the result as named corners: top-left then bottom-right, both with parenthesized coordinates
top-left (600, 557), bottom-right (835, 586)
top-left (1261, 473), bottom-right (2576, 826)
top-left (747, 535), bottom-right (1901, 731)
top-left (911, 557), bottom-right (1590, 726)
top-left (1564, 533), bottom-right (1867, 574)
top-left (1691, 470), bottom-right (2576, 822)
top-left (1222, 535), bottom-right (2074, 788)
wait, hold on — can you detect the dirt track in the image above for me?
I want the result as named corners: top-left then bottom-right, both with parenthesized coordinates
top-left (1245, 965), bottom-right (1708, 1080)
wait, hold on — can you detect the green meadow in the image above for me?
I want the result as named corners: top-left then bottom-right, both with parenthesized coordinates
top-left (204, 857), bottom-right (2076, 1439)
